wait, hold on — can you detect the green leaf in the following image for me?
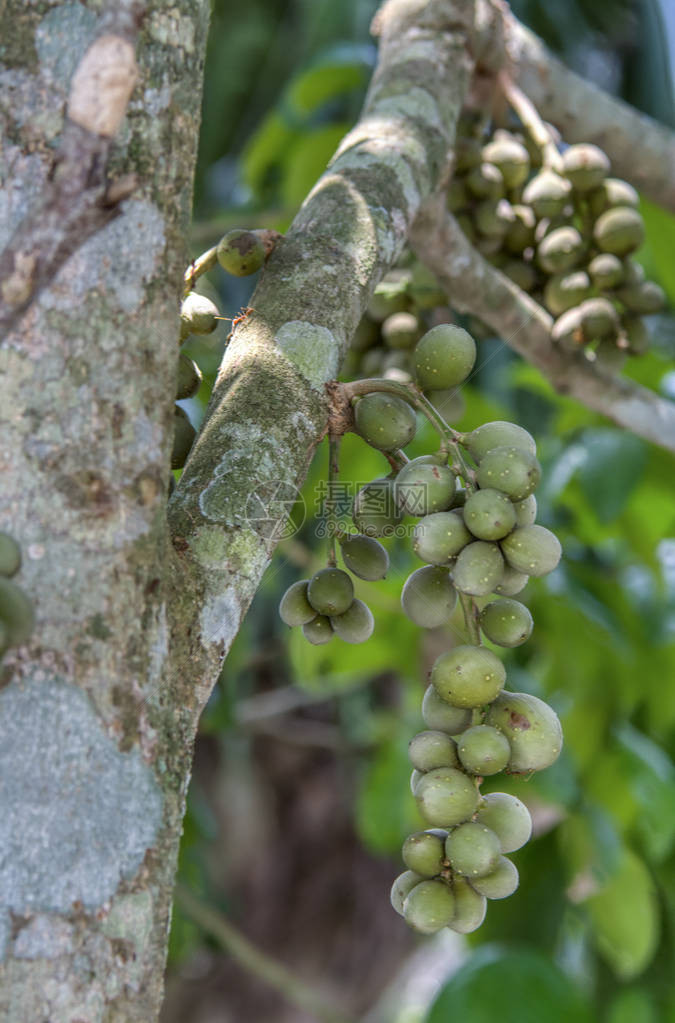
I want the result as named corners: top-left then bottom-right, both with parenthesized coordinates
top-left (577, 428), bottom-right (647, 523)
top-left (286, 53), bottom-right (370, 117)
top-left (607, 987), bottom-right (658, 1023)
top-left (426, 946), bottom-right (593, 1023)
top-left (640, 198), bottom-right (675, 303)
top-left (280, 122), bottom-right (351, 206)
top-left (586, 848), bottom-right (659, 979)
top-left (615, 723), bottom-right (675, 862)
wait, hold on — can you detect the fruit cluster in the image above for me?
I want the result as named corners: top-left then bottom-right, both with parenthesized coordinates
top-left (0, 532), bottom-right (34, 657)
top-left (449, 113), bottom-right (665, 364)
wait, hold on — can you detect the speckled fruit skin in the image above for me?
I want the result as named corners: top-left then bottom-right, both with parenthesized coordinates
top-left (401, 566), bottom-right (457, 627)
top-left (475, 793), bottom-right (532, 853)
top-left (421, 685), bottom-right (472, 734)
top-left (307, 568), bottom-right (354, 616)
top-left (354, 393), bottom-right (417, 452)
top-left (463, 488), bottom-right (517, 541)
top-left (216, 228), bottom-right (265, 276)
top-left (278, 580), bottom-right (315, 627)
top-left (415, 766), bottom-right (480, 827)
top-left (445, 821), bottom-right (502, 878)
top-left (451, 540), bottom-right (504, 597)
top-left (470, 856), bottom-right (519, 899)
top-left (413, 511), bottom-right (471, 564)
top-left (479, 598), bottom-right (533, 647)
top-left (403, 879), bottom-right (456, 934)
top-left (402, 831), bottom-right (446, 877)
top-left (339, 534), bottom-right (389, 581)
top-left (465, 421), bottom-right (536, 462)
top-left (390, 870), bottom-right (423, 915)
top-left (413, 324), bottom-right (476, 390)
top-left (486, 690), bottom-right (563, 773)
top-left (449, 877), bottom-right (487, 933)
top-left (302, 615), bottom-right (334, 645)
top-left (395, 460), bottom-right (457, 516)
top-left (330, 599), bottom-right (374, 644)
top-left (457, 724), bottom-right (511, 776)
top-left (408, 730), bottom-right (458, 772)
top-left (500, 524), bottom-right (562, 577)
top-left (430, 644), bottom-right (505, 708)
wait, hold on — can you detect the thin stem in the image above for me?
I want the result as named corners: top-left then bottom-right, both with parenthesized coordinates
top-left (459, 591), bottom-right (481, 645)
top-left (327, 433), bottom-right (341, 566)
top-left (182, 245), bottom-right (218, 298)
top-left (175, 885), bottom-right (353, 1023)
top-left (498, 70), bottom-right (563, 173)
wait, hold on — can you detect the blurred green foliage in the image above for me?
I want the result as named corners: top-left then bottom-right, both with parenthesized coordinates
top-left (172, 0), bottom-right (675, 1019)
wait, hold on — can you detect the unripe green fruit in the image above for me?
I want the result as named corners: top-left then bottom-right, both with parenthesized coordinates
top-left (501, 524), bottom-right (561, 576)
top-left (594, 207), bottom-right (645, 255)
top-left (449, 876), bottom-right (487, 933)
top-left (390, 870), bottom-right (424, 915)
top-left (175, 354), bottom-right (202, 400)
top-left (588, 177), bottom-right (639, 218)
top-left (403, 878), bottom-right (456, 933)
top-left (445, 822), bottom-right (502, 877)
top-left (425, 388), bottom-right (466, 423)
top-left (504, 204), bottom-right (536, 254)
top-left (352, 477), bottom-right (402, 537)
top-left (454, 135), bottom-right (482, 172)
top-left (179, 292), bottom-right (219, 338)
top-left (486, 690), bottom-right (563, 772)
top-left (594, 339), bottom-right (628, 371)
top-left (452, 541), bottom-right (504, 597)
top-left (413, 511), bottom-right (471, 564)
top-left (464, 421), bottom-right (536, 462)
top-left (447, 176), bottom-right (469, 212)
top-left (457, 724), bottom-right (511, 775)
top-left (360, 348), bottom-right (385, 376)
top-left (588, 253), bottom-right (624, 290)
top-left (543, 271), bottom-right (592, 316)
top-left (410, 769), bottom-right (424, 794)
top-left (537, 226), bottom-right (584, 274)
top-left (330, 598), bottom-right (374, 644)
top-left (476, 446), bottom-right (541, 502)
top-left (480, 598), bottom-right (533, 647)
top-left (476, 792), bottom-right (532, 853)
top-left (413, 324), bottom-right (476, 391)
top-left (395, 460), bottom-right (456, 516)
top-left (302, 615), bottom-right (334, 645)
top-left (279, 580), bottom-right (315, 626)
top-left (307, 567), bottom-right (354, 616)
top-left (502, 259), bottom-right (538, 293)
top-left (430, 644), bottom-right (505, 708)
top-left (579, 297), bottom-right (619, 340)
top-left (494, 565), bottom-right (529, 596)
top-left (339, 534), bottom-right (389, 580)
top-left (381, 349), bottom-right (410, 372)
top-left (522, 170), bottom-right (572, 219)
top-left (409, 730), bottom-right (459, 772)
top-left (623, 316), bottom-right (650, 355)
top-left (551, 306), bottom-right (585, 349)
top-left (474, 198), bottom-right (515, 239)
top-left (471, 856), bottom-right (519, 899)
top-left (381, 311), bottom-right (421, 350)
top-left (217, 229), bottom-right (265, 276)
top-left (512, 494), bottom-right (537, 527)
top-left (463, 488), bottom-right (517, 541)
top-left (616, 280), bottom-right (666, 314)
top-left (422, 685), bottom-right (472, 734)
top-left (0, 578), bottom-right (35, 647)
top-left (415, 767), bottom-right (480, 827)
top-left (466, 162), bottom-right (504, 199)
top-left (0, 533), bottom-right (21, 578)
top-left (367, 273), bottom-right (410, 321)
top-left (562, 143), bottom-right (610, 192)
top-left (482, 137), bottom-right (530, 189)
top-left (622, 258), bottom-right (645, 286)
top-left (402, 831), bottom-right (447, 877)
top-left (354, 393), bottom-right (417, 452)
top-left (171, 406), bottom-right (196, 470)
top-left (401, 566), bottom-right (457, 628)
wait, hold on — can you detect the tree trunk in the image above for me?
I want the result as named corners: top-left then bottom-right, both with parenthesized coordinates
top-left (0, 1), bottom-right (210, 1018)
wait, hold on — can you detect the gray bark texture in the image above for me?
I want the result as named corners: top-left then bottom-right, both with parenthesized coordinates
top-left (1, 0), bottom-right (675, 1019)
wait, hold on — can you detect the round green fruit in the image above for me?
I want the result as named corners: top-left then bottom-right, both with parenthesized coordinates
top-left (594, 207), bottom-right (645, 256)
top-left (480, 598), bottom-right (533, 647)
top-left (339, 534), bottom-right (389, 580)
top-left (302, 615), bottom-right (334, 645)
top-left (623, 316), bottom-right (650, 354)
top-left (179, 292), bottom-right (219, 338)
top-left (522, 170), bottom-right (572, 219)
top-left (543, 271), bottom-right (592, 317)
top-left (463, 488), bottom-right (516, 541)
top-left (381, 312), bottom-right (421, 350)
top-left (486, 690), bottom-right (563, 772)
top-left (449, 877), bottom-right (487, 933)
top-left (0, 578), bottom-right (35, 647)
top-left (352, 477), bottom-right (402, 537)
top-left (465, 162), bottom-right (504, 199)
top-left (471, 856), bottom-right (519, 899)
top-left (457, 724), bottom-right (511, 776)
top-left (588, 253), bottom-right (624, 290)
top-left (395, 459), bottom-right (456, 516)
top-left (502, 259), bottom-right (538, 293)
top-left (390, 870), bottom-right (423, 916)
top-left (476, 446), bottom-right (541, 502)
top-left (403, 879), bottom-right (456, 934)
top-left (415, 766), bottom-right (480, 827)
top-left (616, 280), bottom-right (666, 314)
top-left (307, 567), bottom-right (353, 616)
top-left (537, 226), bottom-right (584, 274)
top-left (474, 198), bottom-right (515, 239)
top-left (561, 143), bottom-right (610, 192)
top-left (330, 598), bottom-right (374, 644)
top-left (413, 511), bottom-right (471, 564)
top-left (171, 406), bottom-right (196, 470)
top-left (445, 822), bottom-right (502, 878)
top-left (430, 644), bottom-right (505, 708)
top-left (454, 135), bottom-right (482, 172)
top-left (550, 306), bottom-right (585, 350)
top-left (451, 540), bottom-right (504, 597)
top-left (476, 792), bottom-right (532, 853)
top-left (216, 229), bottom-right (265, 276)
top-left (482, 137), bottom-right (530, 189)
top-left (494, 565), bottom-right (529, 596)
top-left (0, 533), bottom-right (21, 578)
top-left (409, 730), bottom-right (458, 772)
top-left (512, 495), bottom-right (537, 527)
top-left (464, 421), bottom-right (536, 462)
top-left (504, 204), bottom-right (536, 254)
top-left (579, 297), bottom-right (619, 340)
top-left (413, 324), bottom-right (476, 391)
top-left (402, 831), bottom-right (447, 877)
top-left (175, 354), bottom-right (202, 400)
top-left (588, 177), bottom-right (639, 217)
top-left (501, 524), bottom-right (561, 576)
top-left (401, 566), bottom-right (457, 628)
top-left (278, 580), bottom-right (315, 627)
top-left (354, 392), bottom-right (417, 452)
top-left (421, 685), bottom-right (472, 734)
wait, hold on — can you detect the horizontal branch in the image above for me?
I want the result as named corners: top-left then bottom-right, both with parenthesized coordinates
top-left (410, 196), bottom-right (675, 452)
top-left (502, 11), bottom-right (675, 213)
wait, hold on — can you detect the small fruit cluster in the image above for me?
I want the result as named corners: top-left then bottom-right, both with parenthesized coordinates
top-left (0, 533), bottom-right (35, 658)
top-left (449, 114), bottom-right (665, 364)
